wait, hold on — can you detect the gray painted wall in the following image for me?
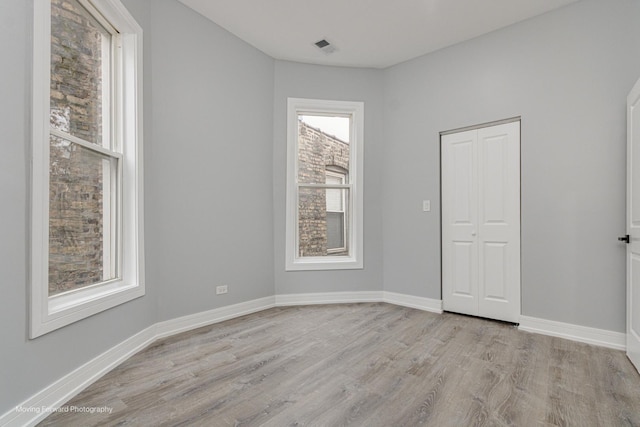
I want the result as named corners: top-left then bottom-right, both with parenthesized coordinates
top-left (136, 0), bottom-right (275, 321)
top-left (0, 0), bottom-right (276, 415)
top-left (382, 0), bottom-right (640, 332)
top-left (0, 0), bottom-right (157, 415)
top-left (273, 61), bottom-right (384, 294)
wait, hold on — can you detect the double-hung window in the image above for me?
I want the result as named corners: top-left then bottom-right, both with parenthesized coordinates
top-left (286, 98), bottom-right (364, 270)
top-left (31, 0), bottom-right (144, 337)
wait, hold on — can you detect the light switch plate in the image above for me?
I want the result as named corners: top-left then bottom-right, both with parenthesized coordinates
top-left (423, 200), bottom-right (431, 212)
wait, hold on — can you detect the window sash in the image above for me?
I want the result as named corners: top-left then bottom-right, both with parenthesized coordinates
top-left (50, 0), bottom-right (118, 150)
top-left (295, 186), bottom-right (351, 257)
top-left (48, 134), bottom-right (123, 297)
top-left (48, 0), bottom-right (122, 297)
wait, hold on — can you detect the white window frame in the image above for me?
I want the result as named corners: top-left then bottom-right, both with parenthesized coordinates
top-left (286, 98), bottom-right (364, 271)
top-left (31, 0), bottom-right (144, 338)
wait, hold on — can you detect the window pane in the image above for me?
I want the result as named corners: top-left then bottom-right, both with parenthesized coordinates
top-left (50, 0), bottom-right (111, 147)
top-left (326, 212), bottom-right (345, 250)
top-left (49, 135), bottom-right (116, 296)
top-left (298, 187), bottom-right (349, 257)
top-left (326, 172), bottom-right (346, 212)
top-left (297, 115), bottom-right (350, 184)
top-left (326, 188), bottom-right (343, 212)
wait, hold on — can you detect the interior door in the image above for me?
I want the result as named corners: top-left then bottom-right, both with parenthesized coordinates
top-left (626, 77), bottom-right (640, 372)
top-left (477, 122), bottom-right (521, 322)
top-left (442, 129), bottom-right (479, 317)
top-left (442, 121), bottom-right (520, 323)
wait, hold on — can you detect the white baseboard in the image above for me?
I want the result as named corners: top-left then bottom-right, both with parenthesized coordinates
top-left (155, 296), bottom-right (276, 339)
top-left (382, 291), bottom-right (443, 313)
top-left (275, 291), bottom-right (443, 314)
top-left (519, 315), bottom-right (626, 350)
top-left (0, 325), bottom-right (157, 427)
top-left (275, 291), bottom-right (383, 306)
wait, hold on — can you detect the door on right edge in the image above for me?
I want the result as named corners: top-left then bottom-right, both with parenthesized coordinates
top-left (626, 77), bottom-right (640, 373)
top-left (441, 121), bottom-right (521, 323)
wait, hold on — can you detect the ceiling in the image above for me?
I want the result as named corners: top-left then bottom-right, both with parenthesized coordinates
top-left (177, 0), bottom-right (580, 69)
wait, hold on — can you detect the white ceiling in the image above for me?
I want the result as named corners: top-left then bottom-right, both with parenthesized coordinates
top-left (177, 0), bottom-right (580, 69)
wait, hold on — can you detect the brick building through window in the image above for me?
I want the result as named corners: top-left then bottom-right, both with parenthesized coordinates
top-left (297, 120), bottom-right (350, 257)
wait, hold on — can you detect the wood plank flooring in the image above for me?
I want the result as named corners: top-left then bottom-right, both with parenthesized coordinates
top-left (38, 303), bottom-right (640, 426)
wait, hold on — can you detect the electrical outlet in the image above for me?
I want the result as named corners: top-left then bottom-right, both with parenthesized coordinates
top-left (216, 285), bottom-right (228, 295)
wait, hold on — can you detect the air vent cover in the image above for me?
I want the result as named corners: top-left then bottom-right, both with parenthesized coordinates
top-left (314, 38), bottom-right (337, 54)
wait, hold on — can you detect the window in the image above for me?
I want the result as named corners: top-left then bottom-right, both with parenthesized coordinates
top-left (31, 0), bottom-right (144, 337)
top-left (286, 98), bottom-right (364, 270)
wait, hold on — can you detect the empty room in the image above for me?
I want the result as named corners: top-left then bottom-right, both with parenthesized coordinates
top-left (2, 0), bottom-right (640, 425)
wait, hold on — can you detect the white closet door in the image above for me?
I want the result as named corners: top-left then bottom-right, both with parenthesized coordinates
top-left (477, 122), bottom-right (520, 322)
top-left (442, 129), bottom-right (479, 317)
top-left (442, 121), bottom-right (520, 323)
top-left (626, 76), bottom-right (640, 373)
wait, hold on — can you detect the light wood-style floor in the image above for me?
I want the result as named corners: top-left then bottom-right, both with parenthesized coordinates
top-left (39, 303), bottom-right (640, 426)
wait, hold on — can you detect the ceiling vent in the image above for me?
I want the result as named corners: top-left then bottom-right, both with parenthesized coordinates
top-left (314, 39), bottom-right (337, 55)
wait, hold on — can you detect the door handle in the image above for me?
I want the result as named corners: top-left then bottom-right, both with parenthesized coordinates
top-left (619, 234), bottom-right (630, 244)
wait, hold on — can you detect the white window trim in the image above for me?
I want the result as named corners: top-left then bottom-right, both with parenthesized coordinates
top-left (30, 0), bottom-right (145, 338)
top-left (285, 98), bottom-right (364, 271)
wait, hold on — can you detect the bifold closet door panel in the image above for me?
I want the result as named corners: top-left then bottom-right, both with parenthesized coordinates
top-left (477, 122), bottom-right (520, 323)
top-left (441, 129), bottom-right (479, 317)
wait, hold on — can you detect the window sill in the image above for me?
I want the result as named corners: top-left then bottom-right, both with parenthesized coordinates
top-left (31, 282), bottom-right (144, 338)
top-left (285, 256), bottom-right (363, 271)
